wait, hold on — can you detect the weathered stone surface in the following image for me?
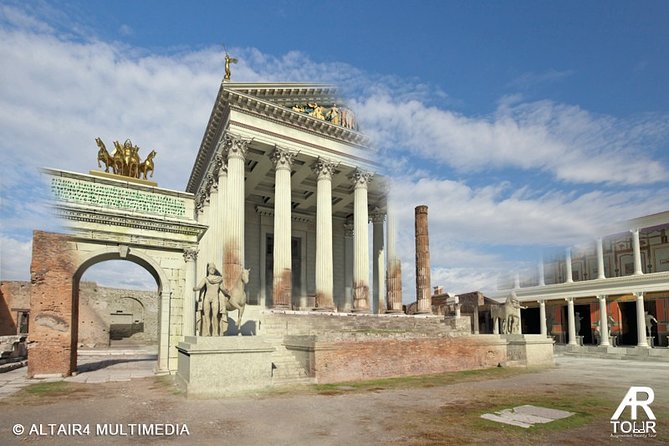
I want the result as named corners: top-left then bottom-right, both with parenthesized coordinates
top-left (414, 205), bottom-right (432, 314)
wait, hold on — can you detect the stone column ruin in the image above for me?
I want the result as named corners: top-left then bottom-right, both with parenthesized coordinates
top-left (414, 205), bottom-right (432, 314)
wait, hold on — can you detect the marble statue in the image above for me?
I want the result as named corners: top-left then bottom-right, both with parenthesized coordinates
top-left (645, 311), bottom-right (658, 337)
top-left (225, 267), bottom-right (250, 334)
top-left (194, 263), bottom-right (229, 336)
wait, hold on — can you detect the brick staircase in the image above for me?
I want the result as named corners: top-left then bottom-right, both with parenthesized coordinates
top-left (261, 318), bottom-right (314, 386)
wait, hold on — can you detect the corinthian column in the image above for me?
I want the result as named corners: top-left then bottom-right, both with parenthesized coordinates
top-left (343, 222), bottom-right (354, 312)
top-left (223, 134), bottom-right (249, 289)
top-left (371, 208), bottom-right (386, 314)
top-left (352, 169), bottom-right (373, 312)
top-left (183, 248), bottom-right (198, 337)
top-left (631, 229), bottom-right (643, 275)
top-left (415, 205), bottom-right (432, 314)
top-left (596, 238), bottom-right (606, 279)
top-left (386, 202), bottom-right (403, 313)
top-left (213, 155), bottom-right (227, 268)
top-left (313, 159), bottom-right (337, 310)
top-left (271, 147), bottom-right (296, 308)
top-left (565, 248), bottom-right (573, 283)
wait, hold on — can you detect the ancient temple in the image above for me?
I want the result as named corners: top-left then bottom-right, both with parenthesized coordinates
top-left (184, 82), bottom-right (403, 329)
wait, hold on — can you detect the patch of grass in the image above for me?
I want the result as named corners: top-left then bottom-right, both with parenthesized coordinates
top-left (312, 366), bottom-right (535, 395)
top-left (22, 381), bottom-right (74, 396)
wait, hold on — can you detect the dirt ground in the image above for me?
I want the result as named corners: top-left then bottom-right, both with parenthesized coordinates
top-left (0, 356), bottom-right (667, 445)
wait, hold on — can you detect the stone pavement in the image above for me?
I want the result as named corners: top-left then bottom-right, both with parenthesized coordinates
top-left (0, 348), bottom-right (157, 398)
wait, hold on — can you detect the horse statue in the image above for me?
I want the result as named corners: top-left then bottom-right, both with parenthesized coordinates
top-left (491, 295), bottom-right (523, 334)
top-left (139, 150), bottom-right (156, 180)
top-left (226, 267), bottom-right (250, 334)
top-left (96, 137), bottom-right (114, 172)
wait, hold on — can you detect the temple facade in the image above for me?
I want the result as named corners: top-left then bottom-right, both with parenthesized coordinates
top-left (185, 82), bottom-right (403, 329)
top-left (490, 211), bottom-right (669, 348)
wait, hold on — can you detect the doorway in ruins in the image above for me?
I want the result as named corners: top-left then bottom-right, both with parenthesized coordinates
top-left (574, 304), bottom-right (593, 344)
top-left (75, 258), bottom-right (160, 369)
top-left (265, 234), bottom-right (303, 307)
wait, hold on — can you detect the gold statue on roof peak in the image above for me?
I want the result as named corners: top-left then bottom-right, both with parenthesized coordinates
top-left (223, 44), bottom-right (238, 82)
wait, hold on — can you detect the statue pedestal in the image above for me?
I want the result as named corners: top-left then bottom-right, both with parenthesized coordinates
top-left (503, 334), bottom-right (555, 367)
top-left (176, 336), bottom-right (274, 397)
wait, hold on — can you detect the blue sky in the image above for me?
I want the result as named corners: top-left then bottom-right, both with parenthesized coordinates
top-left (1, 1), bottom-right (668, 298)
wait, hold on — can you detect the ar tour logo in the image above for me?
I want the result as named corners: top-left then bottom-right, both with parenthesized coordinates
top-left (611, 386), bottom-right (657, 438)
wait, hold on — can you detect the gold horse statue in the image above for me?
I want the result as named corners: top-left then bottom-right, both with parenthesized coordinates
top-left (139, 150), bottom-right (157, 180)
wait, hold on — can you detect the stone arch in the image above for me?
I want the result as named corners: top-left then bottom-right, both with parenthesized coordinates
top-left (73, 246), bottom-right (171, 371)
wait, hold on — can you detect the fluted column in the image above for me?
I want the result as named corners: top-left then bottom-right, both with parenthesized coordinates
top-left (213, 156), bottom-right (227, 268)
top-left (223, 134), bottom-right (249, 289)
top-left (371, 209), bottom-right (386, 314)
top-left (352, 169), bottom-right (373, 312)
top-left (631, 229), bottom-right (643, 275)
top-left (183, 248), bottom-right (198, 337)
top-left (596, 238), bottom-right (606, 279)
top-left (343, 222), bottom-right (354, 312)
top-left (313, 159), bottom-right (337, 310)
top-left (598, 295), bottom-right (610, 346)
top-left (198, 189), bottom-right (211, 278)
top-left (539, 300), bottom-right (547, 336)
top-left (271, 147), bottom-right (296, 308)
top-left (565, 248), bottom-right (573, 283)
top-left (386, 203), bottom-right (403, 313)
top-left (566, 297), bottom-right (577, 345)
top-left (415, 205), bottom-right (432, 314)
top-left (635, 292), bottom-right (649, 347)
top-left (538, 260), bottom-right (546, 286)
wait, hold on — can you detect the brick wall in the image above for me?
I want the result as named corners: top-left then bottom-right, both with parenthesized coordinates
top-left (28, 231), bottom-right (77, 377)
top-left (0, 282), bottom-right (31, 335)
top-left (309, 336), bottom-right (507, 383)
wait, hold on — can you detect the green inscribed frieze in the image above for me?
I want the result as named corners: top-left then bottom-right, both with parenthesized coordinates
top-left (51, 177), bottom-right (186, 217)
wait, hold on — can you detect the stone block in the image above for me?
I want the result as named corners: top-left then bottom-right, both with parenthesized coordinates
top-left (176, 336), bottom-right (274, 397)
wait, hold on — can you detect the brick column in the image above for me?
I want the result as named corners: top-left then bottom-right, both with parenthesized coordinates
top-left (415, 205), bottom-right (432, 314)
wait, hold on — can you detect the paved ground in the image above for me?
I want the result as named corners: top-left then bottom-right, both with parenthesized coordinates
top-left (0, 355), bottom-right (667, 445)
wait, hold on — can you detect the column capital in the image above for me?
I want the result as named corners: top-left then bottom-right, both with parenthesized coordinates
top-left (537, 299), bottom-right (545, 305)
top-left (312, 158), bottom-right (337, 180)
top-left (183, 248), bottom-right (199, 262)
top-left (565, 297), bottom-right (574, 303)
top-left (597, 294), bottom-right (608, 301)
top-left (270, 146), bottom-right (298, 171)
top-left (344, 223), bottom-right (354, 238)
top-left (214, 152), bottom-right (228, 175)
top-left (634, 291), bottom-right (644, 299)
top-left (223, 132), bottom-right (251, 161)
top-left (350, 169), bottom-right (373, 189)
top-left (370, 208), bottom-right (386, 224)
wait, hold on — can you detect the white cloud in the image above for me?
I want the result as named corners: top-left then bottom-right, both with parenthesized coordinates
top-left (354, 94), bottom-right (669, 185)
top-left (0, 236), bottom-right (32, 281)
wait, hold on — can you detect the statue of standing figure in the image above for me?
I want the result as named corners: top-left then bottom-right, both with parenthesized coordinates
top-left (194, 263), bottom-right (230, 336)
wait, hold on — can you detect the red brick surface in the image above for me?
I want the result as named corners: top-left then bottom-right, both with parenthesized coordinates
top-left (312, 336), bottom-right (506, 384)
top-left (28, 231), bottom-right (77, 377)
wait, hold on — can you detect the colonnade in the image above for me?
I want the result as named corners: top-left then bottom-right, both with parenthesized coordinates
top-left (535, 292), bottom-right (651, 348)
top-left (182, 134), bottom-right (403, 335)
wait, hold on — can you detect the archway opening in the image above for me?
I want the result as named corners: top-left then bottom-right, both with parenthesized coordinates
top-left (74, 256), bottom-right (161, 373)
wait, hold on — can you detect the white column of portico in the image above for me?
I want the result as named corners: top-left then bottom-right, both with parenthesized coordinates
top-left (565, 248), bottom-right (573, 283)
top-left (352, 169), bottom-right (373, 312)
top-left (183, 248), bottom-right (198, 337)
top-left (213, 155), bottom-right (227, 269)
top-left (596, 238), bottom-right (606, 279)
top-left (538, 261), bottom-right (546, 286)
top-left (635, 292), bottom-right (649, 347)
top-left (198, 191), bottom-right (211, 277)
top-left (566, 297), bottom-right (577, 345)
top-left (539, 300), bottom-right (547, 336)
top-left (271, 147), bottom-right (296, 309)
top-left (597, 295), bottom-right (610, 346)
top-left (343, 222), bottom-right (354, 312)
top-left (371, 209), bottom-right (386, 314)
top-left (631, 229), bottom-right (643, 275)
top-left (223, 135), bottom-right (249, 289)
top-left (385, 202), bottom-right (403, 313)
top-left (313, 159), bottom-right (337, 310)
top-left (208, 177), bottom-right (219, 267)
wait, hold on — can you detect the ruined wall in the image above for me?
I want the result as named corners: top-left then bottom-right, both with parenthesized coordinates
top-left (1, 280), bottom-right (158, 348)
top-left (302, 336), bottom-right (507, 384)
top-left (28, 231), bottom-right (76, 377)
top-left (0, 282), bottom-right (31, 335)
